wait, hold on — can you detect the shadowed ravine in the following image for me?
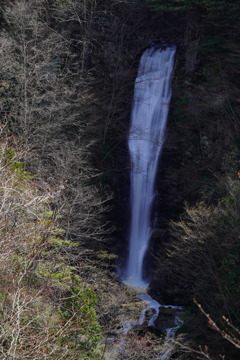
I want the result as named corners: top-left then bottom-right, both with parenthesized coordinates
top-left (119, 46), bottom-right (183, 357)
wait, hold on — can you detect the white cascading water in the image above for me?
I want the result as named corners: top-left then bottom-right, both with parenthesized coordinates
top-left (114, 46), bottom-right (183, 360)
top-left (124, 46), bottom-right (176, 287)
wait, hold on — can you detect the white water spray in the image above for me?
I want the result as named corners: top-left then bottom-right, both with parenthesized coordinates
top-left (124, 46), bottom-right (176, 287)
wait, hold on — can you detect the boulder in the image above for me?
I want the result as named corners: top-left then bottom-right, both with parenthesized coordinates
top-left (154, 307), bottom-right (182, 332)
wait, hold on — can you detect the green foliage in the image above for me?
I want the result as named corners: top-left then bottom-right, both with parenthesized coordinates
top-left (145, 0), bottom-right (193, 11)
top-left (0, 140), bottom-right (104, 359)
top-left (145, 0), bottom-right (240, 16)
top-left (2, 146), bottom-right (34, 181)
top-left (60, 278), bottom-right (102, 359)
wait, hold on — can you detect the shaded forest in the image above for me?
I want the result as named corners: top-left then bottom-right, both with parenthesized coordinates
top-left (1, 0), bottom-right (240, 359)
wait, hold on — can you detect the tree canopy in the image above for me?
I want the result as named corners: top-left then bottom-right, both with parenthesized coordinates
top-left (145, 0), bottom-right (240, 21)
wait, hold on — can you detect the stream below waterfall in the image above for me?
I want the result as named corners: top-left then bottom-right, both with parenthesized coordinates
top-left (116, 46), bottom-right (183, 359)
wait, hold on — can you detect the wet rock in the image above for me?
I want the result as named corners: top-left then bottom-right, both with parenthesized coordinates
top-left (160, 307), bottom-right (179, 315)
top-left (149, 274), bottom-right (190, 306)
top-left (154, 307), bottom-right (179, 331)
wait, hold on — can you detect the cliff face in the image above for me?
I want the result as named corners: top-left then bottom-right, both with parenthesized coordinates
top-left (146, 5), bottom-right (240, 359)
top-left (101, 3), bottom-right (240, 358)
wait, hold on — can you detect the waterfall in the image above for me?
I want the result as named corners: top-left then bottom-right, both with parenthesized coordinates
top-left (111, 46), bottom-right (183, 360)
top-left (124, 46), bottom-right (176, 287)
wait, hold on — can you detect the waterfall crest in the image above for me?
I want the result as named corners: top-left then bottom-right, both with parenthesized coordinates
top-left (124, 46), bottom-right (176, 287)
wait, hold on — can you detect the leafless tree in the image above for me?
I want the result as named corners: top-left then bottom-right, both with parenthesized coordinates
top-left (0, 0), bottom-right (112, 244)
